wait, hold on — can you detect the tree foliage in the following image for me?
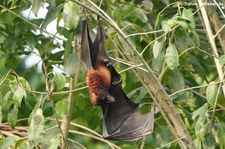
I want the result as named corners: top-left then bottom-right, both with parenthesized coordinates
top-left (0, 0), bottom-right (225, 148)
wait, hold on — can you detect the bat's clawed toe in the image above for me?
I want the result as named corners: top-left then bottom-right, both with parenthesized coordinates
top-left (106, 95), bottom-right (115, 103)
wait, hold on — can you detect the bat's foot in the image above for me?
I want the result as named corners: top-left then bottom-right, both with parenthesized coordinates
top-left (106, 95), bottom-right (115, 103)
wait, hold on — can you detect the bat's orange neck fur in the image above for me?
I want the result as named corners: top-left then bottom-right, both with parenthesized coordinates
top-left (86, 65), bottom-right (111, 105)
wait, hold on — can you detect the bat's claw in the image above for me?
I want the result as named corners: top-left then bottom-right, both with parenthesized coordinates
top-left (106, 95), bottom-right (115, 103)
top-left (112, 77), bottom-right (122, 85)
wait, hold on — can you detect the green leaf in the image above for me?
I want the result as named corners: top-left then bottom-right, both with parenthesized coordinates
top-left (217, 124), bottom-right (225, 146)
top-left (64, 53), bottom-right (78, 76)
top-left (177, 20), bottom-right (188, 29)
top-left (0, 106), bottom-right (2, 123)
top-left (15, 138), bottom-right (28, 148)
top-left (168, 70), bottom-right (185, 92)
top-left (206, 82), bottom-right (218, 106)
top-left (28, 108), bottom-right (44, 141)
top-left (31, 0), bottom-right (42, 16)
top-left (8, 105), bottom-right (18, 128)
top-left (13, 87), bottom-right (26, 107)
top-left (197, 124), bottom-right (208, 140)
top-left (182, 8), bottom-right (195, 29)
top-left (48, 138), bottom-right (60, 149)
top-left (165, 43), bottom-right (179, 70)
top-left (63, 1), bottom-right (80, 30)
top-left (193, 104), bottom-right (208, 140)
top-left (142, 0), bottom-right (153, 11)
top-left (153, 35), bottom-right (166, 58)
top-left (167, 19), bottom-right (177, 28)
top-left (161, 20), bottom-right (171, 33)
top-left (219, 55), bottom-right (225, 65)
top-left (41, 3), bottom-right (64, 29)
top-left (151, 51), bottom-right (165, 72)
top-left (0, 136), bottom-right (16, 149)
top-left (55, 99), bottom-right (68, 117)
top-left (194, 138), bottom-right (202, 149)
top-left (53, 72), bottom-right (66, 91)
top-left (203, 133), bottom-right (215, 149)
top-left (64, 32), bottom-right (73, 61)
top-left (2, 91), bottom-right (12, 111)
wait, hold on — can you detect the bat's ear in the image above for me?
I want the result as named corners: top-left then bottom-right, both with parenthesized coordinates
top-left (81, 17), bottom-right (93, 71)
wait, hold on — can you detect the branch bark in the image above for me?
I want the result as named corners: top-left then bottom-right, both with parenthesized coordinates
top-left (197, 0), bottom-right (225, 97)
top-left (210, 11), bottom-right (225, 53)
top-left (61, 36), bottom-right (80, 148)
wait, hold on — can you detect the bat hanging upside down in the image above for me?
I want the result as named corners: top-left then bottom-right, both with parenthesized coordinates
top-left (80, 16), bottom-right (155, 141)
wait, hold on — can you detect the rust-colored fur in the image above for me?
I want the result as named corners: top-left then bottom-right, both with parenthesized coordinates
top-left (86, 65), bottom-right (113, 105)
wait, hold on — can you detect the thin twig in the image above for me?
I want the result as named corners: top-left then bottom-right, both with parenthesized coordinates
top-left (43, 63), bottom-right (68, 149)
top-left (69, 130), bottom-right (121, 149)
top-left (0, 5), bottom-right (66, 42)
top-left (156, 136), bottom-right (187, 149)
top-left (170, 80), bottom-right (225, 97)
top-left (67, 138), bottom-right (87, 149)
top-left (126, 30), bottom-right (164, 38)
top-left (214, 24), bottom-right (225, 38)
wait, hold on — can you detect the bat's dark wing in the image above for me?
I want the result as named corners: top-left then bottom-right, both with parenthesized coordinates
top-left (102, 68), bottom-right (154, 141)
top-left (81, 18), bottom-right (93, 71)
top-left (81, 17), bottom-right (154, 141)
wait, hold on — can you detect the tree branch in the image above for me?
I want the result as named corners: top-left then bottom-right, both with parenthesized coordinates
top-left (197, 0), bottom-right (225, 97)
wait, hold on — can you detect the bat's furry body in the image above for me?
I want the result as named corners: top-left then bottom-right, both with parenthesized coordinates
top-left (81, 16), bottom-right (154, 141)
top-left (86, 65), bottom-right (114, 105)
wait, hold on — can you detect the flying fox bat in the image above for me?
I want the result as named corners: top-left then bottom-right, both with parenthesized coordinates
top-left (80, 16), bottom-right (154, 141)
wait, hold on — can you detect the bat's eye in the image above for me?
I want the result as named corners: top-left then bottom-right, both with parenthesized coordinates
top-left (103, 58), bottom-right (112, 67)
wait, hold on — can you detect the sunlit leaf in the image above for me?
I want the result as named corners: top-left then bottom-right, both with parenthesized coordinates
top-left (161, 20), bottom-right (171, 33)
top-left (53, 72), bottom-right (66, 91)
top-left (182, 8), bottom-right (195, 29)
top-left (15, 138), bottom-right (28, 149)
top-left (142, 0), bottom-right (153, 11)
top-left (64, 53), bottom-right (78, 76)
top-left (48, 138), bottom-right (61, 149)
top-left (151, 51), bottom-right (165, 72)
top-left (177, 20), bottom-right (188, 29)
top-left (41, 3), bottom-right (64, 29)
top-left (55, 99), bottom-right (68, 117)
top-left (28, 108), bottom-right (44, 141)
top-left (0, 136), bottom-right (16, 149)
top-left (165, 43), bottom-right (179, 70)
top-left (194, 138), bottom-right (202, 149)
top-left (219, 55), bottom-right (225, 65)
top-left (13, 87), bottom-right (26, 107)
top-left (193, 104), bottom-right (208, 140)
top-left (217, 124), bottom-right (225, 146)
top-left (63, 1), bottom-right (80, 30)
top-left (31, 0), bottom-right (42, 16)
top-left (8, 105), bottom-right (18, 128)
top-left (153, 35), bottom-right (166, 58)
top-left (206, 82), bottom-right (218, 106)
top-left (64, 33), bottom-right (74, 61)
